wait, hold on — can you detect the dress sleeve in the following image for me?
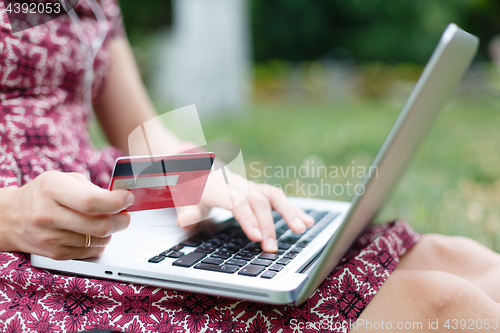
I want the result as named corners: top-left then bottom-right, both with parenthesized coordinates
top-left (103, 0), bottom-right (126, 40)
top-left (0, 147), bottom-right (20, 188)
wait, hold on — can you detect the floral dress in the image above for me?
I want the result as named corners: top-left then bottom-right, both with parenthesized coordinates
top-left (0, 1), bottom-right (421, 332)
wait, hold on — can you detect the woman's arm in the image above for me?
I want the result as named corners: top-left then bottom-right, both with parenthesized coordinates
top-left (94, 37), bottom-right (183, 155)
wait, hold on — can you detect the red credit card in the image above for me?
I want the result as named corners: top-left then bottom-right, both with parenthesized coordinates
top-left (109, 152), bottom-right (215, 212)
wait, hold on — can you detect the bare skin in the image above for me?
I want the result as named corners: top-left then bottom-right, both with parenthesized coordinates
top-left (352, 235), bottom-right (500, 332)
top-left (398, 234), bottom-right (500, 302)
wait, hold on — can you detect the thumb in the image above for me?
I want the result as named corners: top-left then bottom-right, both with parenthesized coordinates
top-left (51, 173), bottom-right (135, 215)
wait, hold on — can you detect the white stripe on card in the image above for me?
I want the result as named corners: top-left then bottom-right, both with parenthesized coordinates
top-left (113, 175), bottom-right (179, 190)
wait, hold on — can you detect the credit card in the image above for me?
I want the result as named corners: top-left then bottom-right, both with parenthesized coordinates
top-left (109, 152), bottom-right (215, 212)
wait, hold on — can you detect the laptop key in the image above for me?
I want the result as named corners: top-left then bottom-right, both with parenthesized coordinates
top-left (225, 259), bottom-right (247, 267)
top-left (242, 247), bottom-right (262, 255)
top-left (212, 234), bottom-right (231, 242)
top-left (191, 232), bottom-right (212, 241)
top-left (280, 236), bottom-right (300, 244)
top-left (272, 211), bottom-right (282, 223)
top-left (202, 257), bottom-right (224, 265)
top-left (277, 258), bottom-right (291, 265)
top-left (313, 211), bottom-right (329, 222)
top-left (160, 250), bottom-right (173, 256)
top-left (225, 242), bottom-right (240, 248)
top-left (167, 251), bottom-right (184, 258)
top-left (284, 251), bottom-right (299, 259)
top-left (239, 264), bottom-right (265, 277)
top-left (276, 231), bottom-right (286, 238)
top-left (194, 263), bottom-right (239, 274)
top-left (219, 246), bottom-right (239, 254)
top-left (195, 245), bottom-right (216, 253)
top-left (251, 259), bottom-right (272, 266)
top-left (234, 253), bottom-right (255, 260)
top-left (172, 252), bottom-right (206, 267)
top-left (169, 244), bottom-right (184, 251)
top-left (148, 255), bottom-right (165, 263)
top-left (276, 224), bottom-right (290, 233)
top-left (258, 253), bottom-right (280, 261)
top-left (179, 239), bottom-right (202, 247)
top-left (203, 240), bottom-right (224, 248)
top-left (261, 270), bottom-right (277, 279)
top-left (234, 240), bottom-right (251, 247)
top-left (211, 251), bottom-right (233, 259)
top-left (293, 246), bottom-right (306, 253)
top-left (278, 242), bottom-right (292, 250)
top-left (269, 264), bottom-right (285, 272)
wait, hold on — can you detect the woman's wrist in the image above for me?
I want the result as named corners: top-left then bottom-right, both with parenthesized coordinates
top-left (0, 187), bottom-right (21, 252)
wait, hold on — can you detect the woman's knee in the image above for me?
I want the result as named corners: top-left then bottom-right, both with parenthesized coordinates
top-left (399, 233), bottom-right (494, 271)
top-left (418, 233), bottom-right (478, 256)
top-left (390, 270), bottom-right (479, 317)
top-left (422, 270), bottom-right (481, 316)
top-left (353, 270), bottom-right (500, 332)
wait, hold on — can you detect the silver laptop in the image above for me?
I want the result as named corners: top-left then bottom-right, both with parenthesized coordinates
top-left (31, 24), bottom-right (478, 306)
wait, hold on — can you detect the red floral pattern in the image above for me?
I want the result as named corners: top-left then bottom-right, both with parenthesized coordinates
top-left (0, 220), bottom-right (419, 332)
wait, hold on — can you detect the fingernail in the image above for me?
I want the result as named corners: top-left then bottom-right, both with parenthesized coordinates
top-left (266, 237), bottom-right (278, 252)
top-left (125, 193), bottom-right (135, 207)
top-left (253, 227), bottom-right (263, 240)
top-left (294, 217), bottom-right (307, 233)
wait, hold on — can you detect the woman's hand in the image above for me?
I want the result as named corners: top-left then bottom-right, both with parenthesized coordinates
top-left (177, 170), bottom-right (314, 253)
top-left (0, 171), bottom-right (134, 260)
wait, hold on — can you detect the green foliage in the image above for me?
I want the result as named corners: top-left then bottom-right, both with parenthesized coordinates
top-left (250, 0), bottom-right (500, 63)
top-left (118, 0), bottom-right (172, 43)
top-left (117, 0), bottom-right (500, 64)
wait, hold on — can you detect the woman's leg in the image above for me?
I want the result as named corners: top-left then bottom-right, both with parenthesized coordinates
top-left (397, 234), bottom-right (500, 302)
top-left (351, 270), bottom-right (500, 332)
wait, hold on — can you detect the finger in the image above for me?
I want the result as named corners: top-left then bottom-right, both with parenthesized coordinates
top-left (258, 185), bottom-right (313, 234)
top-left (231, 198), bottom-right (264, 243)
top-left (246, 191), bottom-right (278, 253)
top-left (59, 246), bottom-right (106, 260)
top-left (52, 205), bottom-right (131, 238)
top-left (57, 231), bottom-right (112, 248)
top-left (67, 172), bottom-right (94, 184)
top-left (43, 245), bottom-right (106, 261)
top-left (48, 173), bottom-right (134, 214)
top-left (295, 207), bottom-right (315, 228)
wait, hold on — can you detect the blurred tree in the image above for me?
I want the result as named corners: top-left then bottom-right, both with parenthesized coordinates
top-left (251, 0), bottom-right (500, 63)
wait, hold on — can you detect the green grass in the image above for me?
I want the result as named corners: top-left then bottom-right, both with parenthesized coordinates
top-left (91, 95), bottom-right (500, 251)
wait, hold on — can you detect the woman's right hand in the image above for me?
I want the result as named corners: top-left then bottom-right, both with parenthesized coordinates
top-left (0, 171), bottom-right (134, 260)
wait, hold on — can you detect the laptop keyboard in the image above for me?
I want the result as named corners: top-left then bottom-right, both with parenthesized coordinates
top-left (148, 209), bottom-right (339, 279)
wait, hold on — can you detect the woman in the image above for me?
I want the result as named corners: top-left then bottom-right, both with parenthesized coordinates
top-left (0, 1), bottom-right (499, 332)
